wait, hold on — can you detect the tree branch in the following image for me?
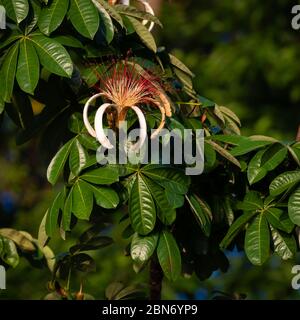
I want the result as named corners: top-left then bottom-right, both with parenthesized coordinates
top-left (149, 258), bottom-right (163, 300)
top-left (296, 125), bottom-right (300, 142)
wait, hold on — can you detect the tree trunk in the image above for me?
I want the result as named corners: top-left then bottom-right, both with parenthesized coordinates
top-left (296, 125), bottom-right (300, 142)
top-left (149, 258), bottom-right (163, 300)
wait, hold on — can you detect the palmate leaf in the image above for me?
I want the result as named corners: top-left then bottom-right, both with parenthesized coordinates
top-left (129, 174), bottom-right (156, 235)
top-left (94, 0), bottom-right (123, 27)
top-left (69, 139), bottom-right (88, 176)
top-left (92, 0), bottom-right (114, 44)
top-left (115, 4), bottom-right (162, 27)
top-left (247, 144), bottom-right (287, 185)
top-left (271, 227), bottom-right (296, 260)
top-left (0, 43), bottom-right (19, 102)
top-left (288, 186), bottom-right (300, 226)
top-left (141, 165), bottom-right (190, 195)
top-left (157, 230), bottom-right (181, 281)
top-left (130, 232), bottom-right (158, 264)
top-left (169, 54), bottom-right (194, 78)
top-left (89, 184), bottom-right (119, 209)
top-left (80, 166), bottom-right (119, 185)
top-left (25, 0), bottom-right (41, 34)
top-left (16, 39), bottom-right (39, 94)
top-left (127, 17), bottom-right (157, 52)
top-left (47, 138), bottom-right (75, 185)
top-left (266, 208), bottom-right (294, 233)
top-left (72, 180), bottom-right (94, 220)
top-left (220, 210), bottom-right (258, 249)
top-left (143, 176), bottom-right (176, 225)
top-left (38, 0), bottom-right (69, 35)
top-left (205, 139), bottom-right (241, 168)
top-left (245, 214), bottom-right (270, 266)
top-left (186, 193), bottom-right (212, 237)
top-left (270, 170), bottom-right (300, 196)
top-left (69, 0), bottom-right (99, 39)
top-left (4, 0), bottom-right (29, 23)
top-left (46, 189), bottom-right (65, 237)
top-left (29, 32), bottom-right (73, 77)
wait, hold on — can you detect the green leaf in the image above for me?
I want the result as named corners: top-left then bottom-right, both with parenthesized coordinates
top-left (0, 236), bottom-right (19, 268)
top-left (29, 32), bottom-right (73, 77)
top-left (53, 35), bottom-right (83, 48)
top-left (142, 166), bottom-right (190, 194)
top-left (288, 145), bottom-right (300, 167)
top-left (209, 134), bottom-right (248, 145)
top-left (204, 141), bottom-right (216, 168)
top-left (0, 43), bottom-right (19, 102)
top-left (69, 0), bottom-right (99, 39)
top-left (288, 186), bottom-right (300, 226)
top-left (80, 166), bottom-right (119, 185)
top-left (68, 113), bottom-right (84, 133)
top-left (130, 232), bottom-right (158, 263)
top-left (174, 67), bottom-right (193, 90)
top-left (219, 106), bottom-right (241, 126)
top-left (72, 180), bottom-right (94, 220)
top-left (16, 39), bottom-right (39, 94)
top-left (62, 188), bottom-right (72, 231)
top-left (261, 143), bottom-right (287, 171)
top-left (78, 133), bottom-right (99, 151)
top-left (205, 140), bottom-right (240, 168)
top-left (47, 139), bottom-right (75, 185)
top-left (271, 228), bottom-right (296, 260)
top-left (238, 191), bottom-right (264, 211)
top-left (186, 194), bottom-right (212, 237)
top-left (25, 0), bottom-right (41, 34)
top-left (69, 139), bottom-right (88, 176)
top-left (5, 0), bottom-right (29, 23)
top-left (247, 144), bottom-right (287, 185)
top-left (270, 170), bottom-right (300, 196)
top-left (266, 208), bottom-right (294, 233)
top-left (245, 214), bottom-right (270, 266)
top-left (157, 230), bottom-right (181, 281)
top-left (230, 140), bottom-right (272, 156)
top-left (129, 174), bottom-right (156, 235)
top-left (127, 17), bottom-right (157, 52)
top-left (46, 190), bottom-right (65, 237)
top-left (165, 189), bottom-right (184, 209)
top-left (169, 54), bottom-right (194, 77)
top-left (94, 0), bottom-right (123, 26)
top-left (223, 114), bottom-right (241, 135)
top-left (143, 176), bottom-right (176, 225)
top-left (38, 0), bottom-right (69, 35)
top-left (220, 210), bottom-right (258, 249)
top-left (115, 4), bottom-right (162, 27)
top-left (89, 184), bottom-right (119, 209)
top-left (92, 0), bottom-right (114, 44)
top-left (247, 150), bottom-right (267, 185)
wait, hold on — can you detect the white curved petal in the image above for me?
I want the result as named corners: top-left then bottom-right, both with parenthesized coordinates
top-left (138, 0), bottom-right (155, 32)
top-left (150, 103), bottom-right (165, 139)
top-left (130, 106), bottom-right (147, 152)
top-left (83, 93), bottom-right (104, 138)
top-left (94, 103), bottom-right (115, 149)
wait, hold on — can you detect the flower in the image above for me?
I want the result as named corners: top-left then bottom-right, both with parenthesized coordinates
top-left (83, 61), bottom-right (172, 150)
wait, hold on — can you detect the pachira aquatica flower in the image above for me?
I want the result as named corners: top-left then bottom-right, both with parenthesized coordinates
top-left (83, 62), bottom-right (172, 151)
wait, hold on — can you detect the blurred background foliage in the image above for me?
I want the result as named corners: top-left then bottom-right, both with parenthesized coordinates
top-left (1, 0), bottom-right (300, 299)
